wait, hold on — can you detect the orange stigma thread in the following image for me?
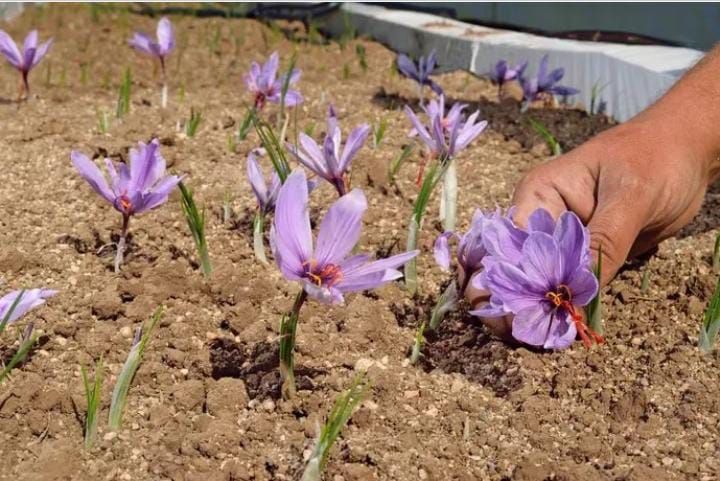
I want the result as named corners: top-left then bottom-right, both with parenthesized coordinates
top-left (545, 284), bottom-right (604, 348)
top-left (302, 260), bottom-right (343, 287)
top-left (119, 195), bottom-right (132, 213)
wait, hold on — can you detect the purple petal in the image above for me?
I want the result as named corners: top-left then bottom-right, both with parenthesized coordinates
top-left (30, 38), bottom-right (52, 68)
top-left (314, 189), bottom-right (367, 267)
top-left (273, 169), bottom-right (314, 277)
top-left (277, 89), bottom-right (303, 106)
top-left (454, 114), bottom-right (487, 153)
top-left (289, 133), bottom-right (329, 179)
top-left (156, 17), bottom-right (175, 56)
top-left (567, 268), bottom-right (598, 307)
top-left (22, 30), bottom-right (37, 54)
top-left (483, 261), bottom-right (545, 313)
top-left (129, 32), bottom-right (156, 56)
top-left (0, 30), bottom-right (22, 68)
top-left (261, 51), bottom-right (280, 88)
top-left (404, 106), bottom-right (433, 148)
top-left (554, 211), bottom-right (586, 276)
top-left (396, 54), bottom-right (419, 80)
top-left (247, 149), bottom-right (269, 208)
top-left (511, 305), bottom-right (554, 347)
top-left (336, 250), bottom-right (419, 293)
top-left (303, 282), bottom-right (344, 305)
top-left (22, 46), bottom-right (35, 73)
top-left (433, 232), bottom-right (454, 272)
top-left (129, 139), bottom-right (165, 192)
top-left (139, 175), bottom-right (182, 212)
top-left (528, 208), bottom-right (555, 234)
top-left (0, 288), bottom-right (57, 325)
top-left (339, 124), bottom-right (370, 174)
top-left (481, 217), bottom-right (527, 263)
top-left (543, 310), bottom-right (576, 350)
top-left (71, 151), bottom-right (115, 205)
top-left (519, 232), bottom-right (562, 289)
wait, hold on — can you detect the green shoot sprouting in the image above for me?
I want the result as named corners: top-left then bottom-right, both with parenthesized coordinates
top-left (587, 248), bottom-right (603, 335)
top-left (338, 12), bottom-right (356, 50)
top-left (409, 322), bottom-right (426, 365)
top-left (342, 63), bottom-right (351, 80)
top-left (227, 133), bottom-right (237, 153)
top-left (373, 118), bottom-right (388, 148)
top-left (300, 373), bottom-right (370, 481)
top-left (388, 144), bottom-right (414, 183)
top-left (528, 117), bottom-right (562, 156)
top-left (253, 212), bottom-right (268, 265)
top-left (405, 162), bottom-right (448, 295)
top-left (278, 53), bottom-right (298, 134)
top-left (640, 268), bottom-right (651, 293)
top-left (179, 182), bottom-right (211, 277)
top-left (222, 191), bottom-right (234, 224)
top-left (97, 110), bottom-right (111, 134)
top-left (116, 67), bottom-right (131, 118)
top-left (355, 44), bottom-right (368, 72)
top-left (238, 107), bottom-right (255, 141)
top-left (409, 282), bottom-right (458, 364)
top-left (81, 356), bottom-right (104, 449)
top-left (185, 108), bottom-right (202, 138)
top-left (0, 322), bottom-right (38, 384)
top-left (713, 232), bottom-right (720, 273)
top-left (699, 277), bottom-right (720, 353)
top-left (253, 117), bottom-right (291, 182)
top-left (108, 306), bottom-right (163, 431)
top-left (304, 122), bottom-right (317, 138)
top-left (279, 291), bottom-right (307, 399)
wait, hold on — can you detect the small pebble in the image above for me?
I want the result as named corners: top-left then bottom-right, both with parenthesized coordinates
top-left (119, 326), bottom-right (133, 338)
top-left (262, 399), bottom-right (275, 412)
top-left (103, 432), bottom-right (117, 441)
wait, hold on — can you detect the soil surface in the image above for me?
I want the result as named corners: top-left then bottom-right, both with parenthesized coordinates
top-left (1, 6), bottom-right (718, 481)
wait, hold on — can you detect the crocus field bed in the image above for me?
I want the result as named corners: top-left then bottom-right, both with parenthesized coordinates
top-left (0, 6), bottom-right (719, 481)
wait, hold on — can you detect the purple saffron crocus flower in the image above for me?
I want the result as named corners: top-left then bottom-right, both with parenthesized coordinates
top-left (247, 148), bottom-right (280, 215)
top-left (0, 29), bottom-right (52, 98)
top-left (129, 17), bottom-right (175, 70)
top-left (489, 59), bottom-right (527, 98)
top-left (0, 288), bottom-right (57, 326)
top-left (404, 94), bottom-right (487, 161)
top-left (71, 139), bottom-right (182, 272)
top-left (271, 169), bottom-right (418, 305)
top-left (397, 50), bottom-right (443, 98)
top-left (519, 55), bottom-right (579, 105)
top-left (472, 208), bottom-right (601, 350)
top-left (287, 105), bottom-right (370, 197)
top-left (244, 51), bottom-right (303, 111)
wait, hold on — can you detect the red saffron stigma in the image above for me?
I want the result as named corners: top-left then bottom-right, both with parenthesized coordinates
top-left (546, 284), bottom-right (604, 348)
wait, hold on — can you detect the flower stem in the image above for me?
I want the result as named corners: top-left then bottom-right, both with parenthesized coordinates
top-left (253, 211), bottom-right (268, 265)
top-left (279, 289), bottom-right (307, 399)
top-left (440, 158), bottom-right (457, 232)
top-left (160, 61), bottom-right (168, 109)
top-left (114, 215), bottom-right (130, 274)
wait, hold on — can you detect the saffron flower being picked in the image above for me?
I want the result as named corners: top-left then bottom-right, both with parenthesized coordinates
top-left (287, 105), bottom-right (370, 197)
top-left (271, 169), bottom-right (417, 397)
top-left (71, 139), bottom-right (182, 273)
top-left (472, 208), bottom-right (601, 350)
top-left (244, 51), bottom-right (303, 111)
top-left (129, 17), bottom-right (175, 107)
top-left (396, 50), bottom-right (443, 100)
top-left (0, 29), bottom-right (52, 99)
top-left (519, 55), bottom-right (579, 108)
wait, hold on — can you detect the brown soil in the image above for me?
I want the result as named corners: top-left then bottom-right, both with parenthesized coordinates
top-left (0, 5), bottom-right (718, 481)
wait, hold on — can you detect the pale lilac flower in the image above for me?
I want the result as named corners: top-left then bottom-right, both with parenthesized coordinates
top-left (0, 29), bottom-right (53, 95)
top-left (247, 148), bottom-right (280, 214)
top-left (472, 208), bottom-right (600, 350)
top-left (489, 59), bottom-right (527, 86)
top-left (434, 209), bottom-right (495, 276)
top-left (404, 94), bottom-right (487, 160)
top-left (129, 17), bottom-right (175, 71)
top-left (244, 51), bottom-right (302, 110)
top-left (0, 289), bottom-right (57, 326)
top-left (271, 169), bottom-right (418, 304)
top-left (397, 50), bottom-right (443, 95)
top-left (286, 105), bottom-right (370, 197)
top-left (71, 139), bottom-right (182, 218)
top-left (519, 55), bottom-right (579, 105)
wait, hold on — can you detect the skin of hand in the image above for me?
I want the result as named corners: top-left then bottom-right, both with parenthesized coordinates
top-left (467, 46), bottom-right (720, 340)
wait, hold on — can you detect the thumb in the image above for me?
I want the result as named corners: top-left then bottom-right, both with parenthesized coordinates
top-left (587, 196), bottom-right (647, 286)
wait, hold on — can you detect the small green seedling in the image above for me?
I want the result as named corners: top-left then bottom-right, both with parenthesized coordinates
top-left (640, 268), bottom-right (651, 293)
top-left (97, 110), bottom-right (111, 134)
top-left (238, 107), bottom-right (255, 141)
top-left (179, 182), bottom-right (211, 277)
top-left (300, 373), bottom-right (370, 481)
top-left (409, 322), bottom-right (426, 365)
top-left (713, 232), bottom-right (720, 273)
top-left (388, 144), bottom-right (414, 182)
top-left (699, 277), bottom-right (720, 353)
top-left (342, 63), bottom-right (351, 80)
top-left (373, 117), bottom-right (388, 148)
top-left (355, 44), bottom-right (368, 72)
top-left (587, 248), bottom-right (603, 335)
top-left (185, 108), bottom-right (202, 137)
top-left (116, 67), bottom-right (131, 118)
top-left (304, 121), bottom-right (317, 138)
top-left (222, 191), bottom-right (234, 224)
top-left (279, 291), bottom-right (306, 399)
top-left (528, 117), bottom-right (562, 156)
top-left (253, 117), bottom-right (291, 182)
top-left (410, 282), bottom-right (458, 364)
top-left (81, 356), bottom-right (104, 449)
top-left (0, 323), bottom-right (38, 384)
top-left (278, 53), bottom-right (298, 133)
top-left (108, 306), bottom-right (163, 431)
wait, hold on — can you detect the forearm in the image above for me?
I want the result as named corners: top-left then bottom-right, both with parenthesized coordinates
top-left (635, 45), bottom-right (720, 182)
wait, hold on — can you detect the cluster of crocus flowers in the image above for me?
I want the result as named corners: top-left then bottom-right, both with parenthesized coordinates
top-left (519, 55), bottom-right (579, 108)
top-left (471, 208), bottom-right (601, 350)
top-left (271, 169), bottom-right (417, 396)
top-left (129, 17), bottom-right (175, 108)
top-left (0, 29), bottom-right (52, 99)
top-left (489, 59), bottom-right (527, 99)
top-left (244, 51), bottom-right (302, 111)
top-left (396, 50), bottom-right (443, 101)
top-left (286, 105), bottom-right (370, 197)
top-left (71, 139), bottom-right (182, 273)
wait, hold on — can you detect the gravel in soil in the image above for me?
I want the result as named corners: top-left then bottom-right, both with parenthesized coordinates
top-left (0, 6), bottom-right (718, 481)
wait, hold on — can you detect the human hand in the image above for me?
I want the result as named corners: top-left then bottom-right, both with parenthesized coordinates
top-left (468, 111), bottom-right (720, 339)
